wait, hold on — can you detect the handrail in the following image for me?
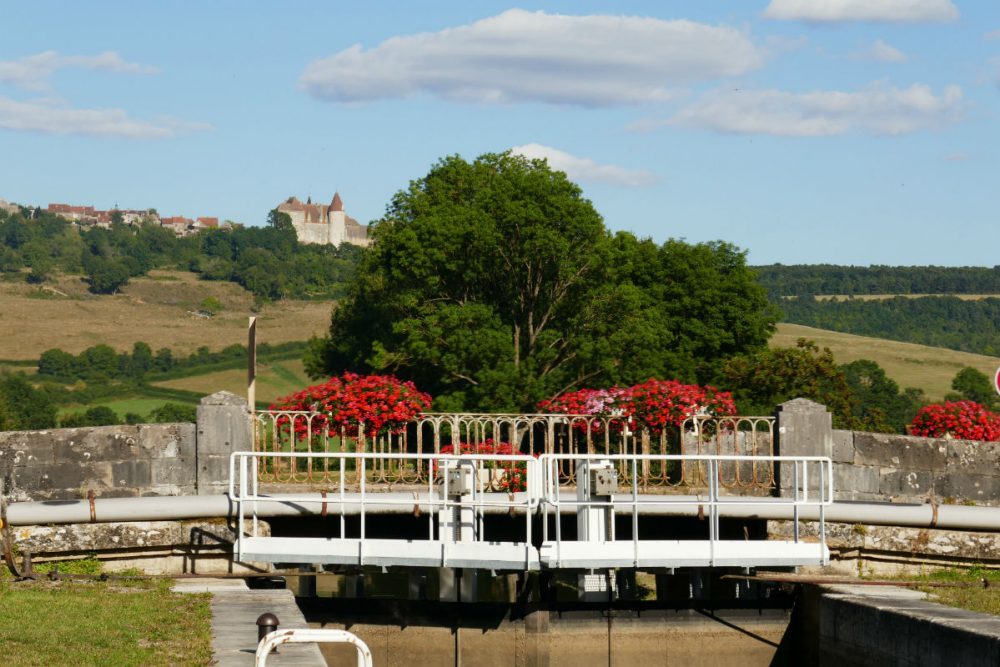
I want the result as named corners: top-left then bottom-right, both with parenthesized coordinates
top-left (256, 628), bottom-right (372, 667)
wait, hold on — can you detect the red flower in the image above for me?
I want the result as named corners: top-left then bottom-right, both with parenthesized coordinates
top-left (910, 401), bottom-right (1000, 442)
top-left (272, 373), bottom-right (432, 437)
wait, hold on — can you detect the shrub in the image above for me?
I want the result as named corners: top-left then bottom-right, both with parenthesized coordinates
top-left (909, 401), bottom-right (1000, 442)
top-left (271, 372), bottom-right (432, 437)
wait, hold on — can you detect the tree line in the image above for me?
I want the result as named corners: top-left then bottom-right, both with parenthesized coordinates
top-left (0, 207), bottom-right (361, 300)
top-left (780, 295), bottom-right (1000, 356)
top-left (754, 264), bottom-right (1000, 298)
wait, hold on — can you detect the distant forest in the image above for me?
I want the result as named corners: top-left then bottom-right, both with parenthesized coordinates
top-left (0, 207), bottom-right (361, 300)
top-left (754, 264), bottom-right (1000, 298)
top-left (781, 296), bottom-right (1000, 357)
top-left (756, 265), bottom-right (1000, 357)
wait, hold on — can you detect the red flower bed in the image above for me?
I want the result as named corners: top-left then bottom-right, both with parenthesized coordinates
top-left (626, 379), bottom-right (737, 435)
top-left (537, 380), bottom-right (737, 435)
top-left (909, 401), bottom-right (1000, 442)
top-left (270, 372), bottom-right (432, 438)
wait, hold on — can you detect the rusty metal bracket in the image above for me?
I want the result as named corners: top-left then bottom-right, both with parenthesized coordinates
top-left (88, 489), bottom-right (97, 523)
top-left (320, 491), bottom-right (328, 518)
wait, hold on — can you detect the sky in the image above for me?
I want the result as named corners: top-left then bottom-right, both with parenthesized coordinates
top-left (0, 0), bottom-right (998, 266)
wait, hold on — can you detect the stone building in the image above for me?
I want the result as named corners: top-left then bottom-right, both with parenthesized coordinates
top-left (276, 192), bottom-right (370, 247)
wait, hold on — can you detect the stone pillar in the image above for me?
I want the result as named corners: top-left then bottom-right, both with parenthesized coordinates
top-left (774, 398), bottom-right (832, 498)
top-left (195, 391), bottom-right (252, 495)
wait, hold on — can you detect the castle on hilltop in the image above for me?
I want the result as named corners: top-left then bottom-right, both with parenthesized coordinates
top-left (276, 192), bottom-right (370, 247)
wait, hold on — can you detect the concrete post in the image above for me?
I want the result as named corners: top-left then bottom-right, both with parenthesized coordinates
top-left (775, 398), bottom-right (832, 498)
top-left (195, 391), bottom-right (252, 496)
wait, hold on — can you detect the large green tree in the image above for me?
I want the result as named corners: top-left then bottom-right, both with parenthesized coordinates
top-left (306, 152), bottom-right (776, 411)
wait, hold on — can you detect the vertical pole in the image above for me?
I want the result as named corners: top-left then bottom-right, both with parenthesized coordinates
top-left (248, 316), bottom-right (257, 414)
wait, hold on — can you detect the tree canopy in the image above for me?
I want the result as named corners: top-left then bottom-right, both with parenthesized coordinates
top-left (305, 152), bottom-right (776, 412)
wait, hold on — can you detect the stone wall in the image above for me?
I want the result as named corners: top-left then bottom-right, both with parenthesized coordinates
top-left (832, 429), bottom-right (1000, 504)
top-left (776, 398), bottom-right (1000, 505)
top-left (0, 391), bottom-right (249, 503)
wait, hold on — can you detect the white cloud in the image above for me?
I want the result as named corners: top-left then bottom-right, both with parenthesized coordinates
top-left (648, 83), bottom-right (962, 136)
top-left (764, 0), bottom-right (958, 23)
top-left (943, 152), bottom-right (971, 161)
top-left (300, 9), bottom-right (763, 107)
top-left (986, 29), bottom-right (1000, 41)
top-left (866, 39), bottom-right (907, 63)
top-left (0, 97), bottom-right (208, 138)
top-left (0, 51), bottom-right (157, 91)
top-left (511, 143), bottom-right (657, 187)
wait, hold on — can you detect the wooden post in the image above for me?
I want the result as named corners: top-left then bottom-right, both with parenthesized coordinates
top-left (248, 316), bottom-right (257, 414)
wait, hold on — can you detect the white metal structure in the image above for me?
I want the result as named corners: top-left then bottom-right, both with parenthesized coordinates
top-left (230, 451), bottom-right (832, 571)
top-left (539, 454), bottom-right (832, 569)
top-left (256, 628), bottom-right (372, 667)
top-left (231, 451), bottom-right (541, 570)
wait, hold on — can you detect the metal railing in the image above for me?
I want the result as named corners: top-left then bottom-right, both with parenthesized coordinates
top-left (540, 454), bottom-right (832, 568)
top-left (230, 450), bottom-right (540, 561)
top-left (251, 411), bottom-right (775, 491)
top-left (256, 628), bottom-right (372, 667)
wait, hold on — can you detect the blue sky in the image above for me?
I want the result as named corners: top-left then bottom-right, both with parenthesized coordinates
top-left (1, 0), bottom-right (997, 265)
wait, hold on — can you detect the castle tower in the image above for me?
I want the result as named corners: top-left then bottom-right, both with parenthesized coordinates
top-left (327, 192), bottom-right (346, 245)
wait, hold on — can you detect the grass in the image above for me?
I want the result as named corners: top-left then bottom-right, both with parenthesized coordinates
top-left (152, 358), bottom-right (311, 405)
top-left (0, 269), bottom-right (332, 361)
top-left (772, 323), bottom-right (1000, 401)
top-left (907, 567), bottom-right (1000, 616)
top-left (0, 576), bottom-right (212, 666)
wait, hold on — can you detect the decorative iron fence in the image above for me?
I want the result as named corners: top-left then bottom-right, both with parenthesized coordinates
top-left (251, 412), bottom-right (775, 491)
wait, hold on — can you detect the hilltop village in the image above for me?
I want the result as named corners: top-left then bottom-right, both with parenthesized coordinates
top-left (0, 193), bottom-right (369, 248)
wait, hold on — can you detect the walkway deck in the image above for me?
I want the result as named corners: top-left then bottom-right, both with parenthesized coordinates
top-left (174, 579), bottom-right (325, 666)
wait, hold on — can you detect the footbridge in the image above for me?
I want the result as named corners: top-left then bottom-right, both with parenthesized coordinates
top-left (232, 411), bottom-right (832, 572)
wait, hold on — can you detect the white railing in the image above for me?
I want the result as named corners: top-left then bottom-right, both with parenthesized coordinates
top-left (256, 628), bottom-right (372, 667)
top-left (539, 454), bottom-right (832, 568)
top-left (230, 451), bottom-right (831, 570)
top-left (230, 451), bottom-right (540, 564)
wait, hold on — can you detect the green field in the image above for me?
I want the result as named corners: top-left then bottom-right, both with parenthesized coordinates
top-left (151, 358), bottom-right (311, 405)
top-left (773, 323), bottom-right (1000, 401)
top-left (55, 359), bottom-right (313, 420)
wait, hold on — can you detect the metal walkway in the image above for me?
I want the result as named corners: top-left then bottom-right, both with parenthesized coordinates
top-left (230, 452), bottom-right (831, 571)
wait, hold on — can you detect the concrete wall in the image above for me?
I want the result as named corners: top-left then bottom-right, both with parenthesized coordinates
top-left (794, 584), bottom-right (1000, 667)
top-left (0, 391), bottom-right (249, 502)
top-left (775, 398), bottom-right (1000, 505)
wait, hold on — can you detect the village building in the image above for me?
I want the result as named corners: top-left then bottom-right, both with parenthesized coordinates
top-left (276, 192), bottom-right (370, 247)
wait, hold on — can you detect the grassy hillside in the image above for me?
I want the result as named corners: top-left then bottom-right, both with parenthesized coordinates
top-left (151, 358), bottom-right (310, 405)
top-left (810, 294), bottom-right (1000, 301)
top-left (772, 323), bottom-right (1000, 401)
top-left (0, 270), bottom-right (332, 360)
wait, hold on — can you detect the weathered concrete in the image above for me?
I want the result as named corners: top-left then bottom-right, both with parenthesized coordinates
top-left (197, 391), bottom-right (253, 496)
top-left (771, 519), bottom-right (1000, 575)
top-left (176, 583), bottom-right (325, 666)
top-left (832, 428), bottom-right (1000, 505)
top-left (775, 398), bottom-right (833, 498)
top-left (9, 519), bottom-right (271, 575)
top-left (0, 391), bottom-right (251, 503)
top-left (812, 584), bottom-right (1000, 666)
top-left (0, 422), bottom-right (196, 501)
